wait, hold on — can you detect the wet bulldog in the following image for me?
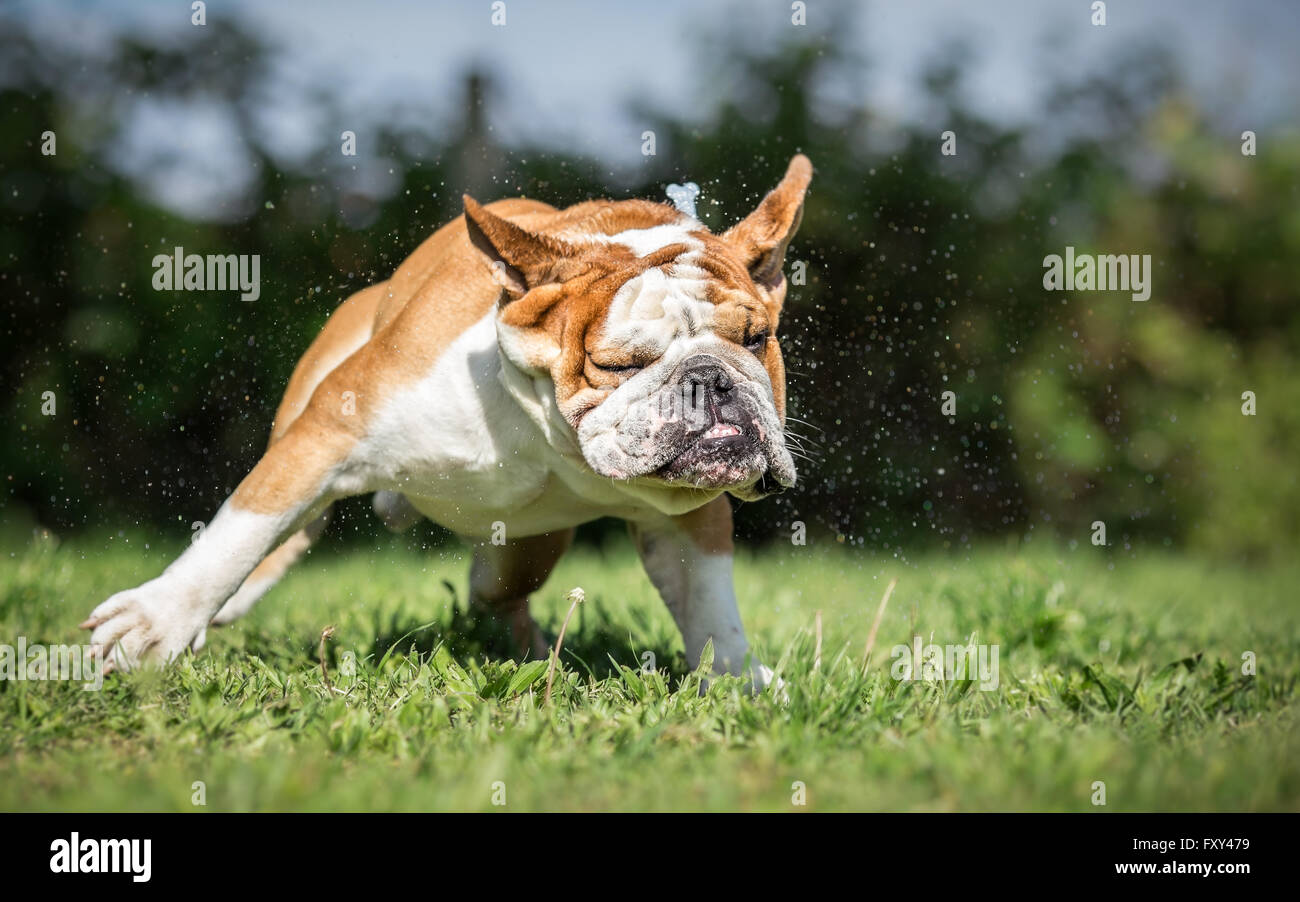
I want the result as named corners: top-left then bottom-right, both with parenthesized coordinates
top-left (82, 155), bottom-right (813, 690)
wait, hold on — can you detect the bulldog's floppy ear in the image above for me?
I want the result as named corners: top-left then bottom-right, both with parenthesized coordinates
top-left (722, 154), bottom-right (812, 288)
top-left (463, 195), bottom-right (577, 300)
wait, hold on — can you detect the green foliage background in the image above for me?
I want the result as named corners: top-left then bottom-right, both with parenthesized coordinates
top-left (2, 10), bottom-right (1297, 559)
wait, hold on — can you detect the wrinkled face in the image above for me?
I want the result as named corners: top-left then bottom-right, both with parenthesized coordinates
top-left (567, 232), bottom-right (795, 500)
top-left (465, 155), bottom-right (811, 501)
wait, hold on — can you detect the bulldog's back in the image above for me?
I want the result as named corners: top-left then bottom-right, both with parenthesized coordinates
top-left (373, 197), bottom-right (560, 334)
top-left (267, 198), bottom-right (563, 449)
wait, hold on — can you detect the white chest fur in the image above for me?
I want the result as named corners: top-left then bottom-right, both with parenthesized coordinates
top-left (354, 313), bottom-right (670, 538)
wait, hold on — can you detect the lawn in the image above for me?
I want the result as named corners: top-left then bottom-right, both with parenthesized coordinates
top-left (1, 530), bottom-right (1297, 811)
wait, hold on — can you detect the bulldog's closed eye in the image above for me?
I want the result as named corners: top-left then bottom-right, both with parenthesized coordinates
top-left (587, 356), bottom-right (645, 384)
top-left (590, 360), bottom-right (642, 373)
top-left (744, 331), bottom-right (769, 355)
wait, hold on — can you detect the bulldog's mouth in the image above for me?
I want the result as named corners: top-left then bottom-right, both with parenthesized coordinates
top-left (701, 422), bottom-right (741, 440)
top-left (656, 418), bottom-right (769, 490)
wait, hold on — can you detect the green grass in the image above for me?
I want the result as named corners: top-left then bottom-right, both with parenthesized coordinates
top-left (1, 530), bottom-right (1298, 811)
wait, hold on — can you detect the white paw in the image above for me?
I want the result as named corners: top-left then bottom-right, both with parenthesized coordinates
top-left (751, 664), bottom-right (789, 701)
top-left (80, 578), bottom-right (206, 672)
top-left (699, 656), bottom-right (788, 700)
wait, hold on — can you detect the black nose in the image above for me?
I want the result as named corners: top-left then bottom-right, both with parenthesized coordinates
top-left (681, 356), bottom-right (734, 397)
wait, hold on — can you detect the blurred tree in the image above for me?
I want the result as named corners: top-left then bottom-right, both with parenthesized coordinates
top-left (1, 11), bottom-right (1296, 561)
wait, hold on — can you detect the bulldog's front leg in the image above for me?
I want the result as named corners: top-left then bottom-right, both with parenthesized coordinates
top-left (81, 415), bottom-right (354, 671)
top-left (629, 495), bottom-right (776, 691)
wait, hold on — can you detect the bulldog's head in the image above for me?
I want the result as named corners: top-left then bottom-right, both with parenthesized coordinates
top-left (464, 154), bottom-right (811, 503)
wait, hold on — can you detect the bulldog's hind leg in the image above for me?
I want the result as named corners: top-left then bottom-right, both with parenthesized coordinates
top-left (200, 285), bottom-right (386, 635)
top-left (629, 495), bottom-right (775, 691)
top-left (81, 397), bottom-right (369, 670)
top-left (211, 488), bottom-right (422, 637)
top-left (468, 529), bottom-right (574, 659)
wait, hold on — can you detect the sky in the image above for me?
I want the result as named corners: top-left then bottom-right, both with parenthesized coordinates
top-left (8, 0), bottom-right (1299, 216)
